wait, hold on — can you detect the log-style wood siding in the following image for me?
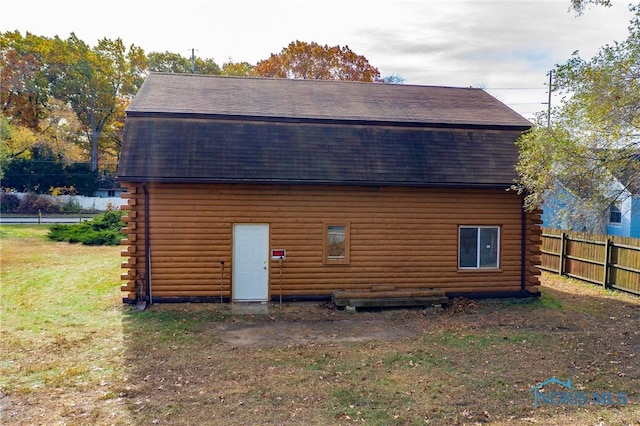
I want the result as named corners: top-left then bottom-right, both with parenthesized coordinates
top-left (120, 183), bottom-right (541, 301)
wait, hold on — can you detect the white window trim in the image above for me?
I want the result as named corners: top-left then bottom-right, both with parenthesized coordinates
top-left (458, 225), bottom-right (501, 270)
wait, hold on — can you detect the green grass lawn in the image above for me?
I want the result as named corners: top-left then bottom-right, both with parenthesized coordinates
top-left (0, 225), bottom-right (127, 423)
top-left (1, 225), bottom-right (638, 425)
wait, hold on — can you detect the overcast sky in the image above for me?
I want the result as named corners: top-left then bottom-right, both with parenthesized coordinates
top-left (1, 0), bottom-right (634, 119)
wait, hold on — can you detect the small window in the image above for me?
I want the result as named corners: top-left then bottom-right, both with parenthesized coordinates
top-left (107, 190), bottom-right (116, 197)
top-left (324, 223), bottom-right (350, 264)
top-left (608, 204), bottom-right (622, 224)
top-left (459, 226), bottom-right (500, 269)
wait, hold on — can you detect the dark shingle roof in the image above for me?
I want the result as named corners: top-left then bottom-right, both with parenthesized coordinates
top-left (118, 73), bottom-right (531, 188)
top-left (126, 73), bottom-right (531, 127)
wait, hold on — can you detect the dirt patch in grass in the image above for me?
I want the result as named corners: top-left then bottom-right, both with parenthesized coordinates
top-left (215, 312), bottom-right (426, 348)
top-left (1, 228), bottom-right (639, 426)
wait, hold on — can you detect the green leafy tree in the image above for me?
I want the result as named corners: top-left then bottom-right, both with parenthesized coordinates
top-left (254, 40), bottom-right (381, 82)
top-left (221, 59), bottom-right (254, 76)
top-left (570, 0), bottom-right (612, 14)
top-left (0, 31), bottom-right (52, 130)
top-left (147, 51), bottom-right (190, 73)
top-left (66, 162), bottom-right (99, 195)
top-left (1, 32), bottom-right (87, 174)
top-left (47, 34), bottom-right (146, 172)
top-left (0, 113), bottom-right (39, 160)
top-left (2, 32), bottom-right (146, 173)
top-left (147, 51), bottom-right (220, 75)
top-left (515, 5), bottom-right (640, 231)
top-left (37, 98), bottom-right (86, 164)
top-left (3, 144), bottom-right (67, 193)
top-left (0, 116), bottom-right (12, 180)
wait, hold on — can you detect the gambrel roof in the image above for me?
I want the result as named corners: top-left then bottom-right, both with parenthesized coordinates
top-left (117, 73), bottom-right (531, 188)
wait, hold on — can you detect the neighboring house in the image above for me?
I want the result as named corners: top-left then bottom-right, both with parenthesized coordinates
top-left (605, 191), bottom-right (640, 238)
top-left (540, 182), bottom-right (598, 233)
top-left (116, 73), bottom-right (541, 304)
top-left (94, 188), bottom-right (126, 198)
top-left (94, 175), bottom-right (126, 198)
top-left (542, 170), bottom-right (640, 238)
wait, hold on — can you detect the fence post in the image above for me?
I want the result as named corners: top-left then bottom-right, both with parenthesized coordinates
top-left (603, 238), bottom-right (611, 289)
top-left (559, 232), bottom-right (566, 276)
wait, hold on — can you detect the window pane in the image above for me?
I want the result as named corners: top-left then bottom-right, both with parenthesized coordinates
top-left (479, 227), bottom-right (499, 268)
top-left (609, 205), bottom-right (621, 224)
top-left (327, 225), bottom-right (345, 258)
top-left (459, 227), bottom-right (478, 268)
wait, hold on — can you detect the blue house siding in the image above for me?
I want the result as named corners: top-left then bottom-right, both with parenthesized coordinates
top-left (606, 197), bottom-right (630, 237)
top-left (605, 196), bottom-right (640, 238)
top-left (629, 197), bottom-right (640, 238)
top-left (543, 187), bottom-right (640, 238)
top-left (541, 184), bottom-right (594, 232)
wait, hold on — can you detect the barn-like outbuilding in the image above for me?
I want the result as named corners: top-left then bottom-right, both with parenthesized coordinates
top-left (117, 73), bottom-right (541, 304)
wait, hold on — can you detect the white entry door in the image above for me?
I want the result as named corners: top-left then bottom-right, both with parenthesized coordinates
top-left (233, 224), bottom-right (269, 301)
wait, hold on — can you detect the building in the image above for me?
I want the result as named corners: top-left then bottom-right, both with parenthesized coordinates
top-left (116, 73), bottom-right (541, 304)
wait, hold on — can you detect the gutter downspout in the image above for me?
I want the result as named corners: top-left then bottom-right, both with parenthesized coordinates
top-left (521, 201), bottom-right (527, 293)
top-left (143, 181), bottom-right (151, 304)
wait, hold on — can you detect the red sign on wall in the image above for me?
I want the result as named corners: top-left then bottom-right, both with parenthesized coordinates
top-left (271, 249), bottom-right (286, 260)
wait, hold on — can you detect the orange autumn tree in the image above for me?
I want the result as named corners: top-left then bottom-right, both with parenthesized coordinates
top-left (254, 40), bottom-right (381, 82)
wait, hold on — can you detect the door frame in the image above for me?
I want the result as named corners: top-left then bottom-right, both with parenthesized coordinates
top-left (232, 223), bottom-right (269, 302)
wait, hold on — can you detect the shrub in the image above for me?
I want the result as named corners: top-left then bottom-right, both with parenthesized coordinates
top-left (0, 193), bottom-right (20, 213)
top-left (47, 210), bottom-right (125, 246)
top-left (16, 193), bottom-right (62, 214)
top-left (50, 186), bottom-right (78, 196)
top-left (61, 198), bottom-right (82, 213)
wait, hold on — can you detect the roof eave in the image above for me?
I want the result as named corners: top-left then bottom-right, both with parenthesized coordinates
top-left (124, 111), bottom-right (532, 131)
top-left (115, 176), bottom-right (516, 190)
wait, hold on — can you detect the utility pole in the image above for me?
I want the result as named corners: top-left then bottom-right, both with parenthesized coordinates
top-left (191, 49), bottom-right (195, 74)
top-left (547, 70), bottom-right (553, 127)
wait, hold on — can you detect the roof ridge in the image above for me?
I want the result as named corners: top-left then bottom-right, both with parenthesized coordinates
top-left (146, 71), bottom-right (488, 92)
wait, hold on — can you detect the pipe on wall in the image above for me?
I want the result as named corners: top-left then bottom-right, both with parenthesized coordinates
top-left (521, 200), bottom-right (526, 293)
top-left (143, 181), bottom-right (151, 304)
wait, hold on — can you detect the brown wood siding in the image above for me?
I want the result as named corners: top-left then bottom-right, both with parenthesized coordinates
top-left (120, 183), bottom-right (541, 300)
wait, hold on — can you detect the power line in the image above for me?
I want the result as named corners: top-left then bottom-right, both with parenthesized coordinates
top-left (484, 87), bottom-right (547, 90)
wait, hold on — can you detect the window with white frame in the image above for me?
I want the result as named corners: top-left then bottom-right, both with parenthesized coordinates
top-left (608, 204), bottom-right (622, 224)
top-left (459, 226), bottom-right (500, 269)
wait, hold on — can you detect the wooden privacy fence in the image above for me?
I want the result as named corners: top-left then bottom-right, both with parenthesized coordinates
top-left (540, 228), bottom-right (640, 296)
